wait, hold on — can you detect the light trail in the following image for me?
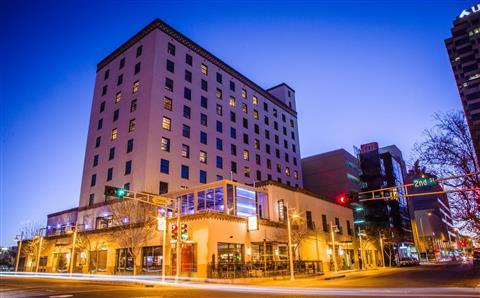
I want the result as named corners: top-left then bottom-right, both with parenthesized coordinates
top-left (1, 272), bottom-right (478, 297)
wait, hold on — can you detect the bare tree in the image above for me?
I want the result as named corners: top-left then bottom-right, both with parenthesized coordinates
top-left (109, 199), bottom-right (157, 275)
top-left (75, 231), bottom-right (109, 274)
top-left (18, 221), bottom-right (44, 271)
top-left (413, 111), bottom-right (480, 236)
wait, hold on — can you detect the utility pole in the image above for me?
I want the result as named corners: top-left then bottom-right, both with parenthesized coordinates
top-left (330, 221), bottom-right (338, 272)
top-left (15, 232), bottom-right (23, 272)
top-left (35, 228), bottom-right (45, 273)
top-left (286, 207), bottom-right (295, 280)
top-left (379, 231), bottom-right (385, 268)
top-left (358, 228), bottom-right (365, 270)
top-left (162, 203), bottom-right (167, 282)
top-left (69, 223), bottom-right (79, 275)
top-left (175, 198), bottom-right (181, 281)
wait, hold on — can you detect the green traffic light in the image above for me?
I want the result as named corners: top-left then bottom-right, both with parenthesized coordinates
top-left (116, 188), bottom-right (127, 198)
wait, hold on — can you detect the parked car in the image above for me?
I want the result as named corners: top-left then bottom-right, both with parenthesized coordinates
top-left (473, 251), bottom-right (480, 265)
top-left (399, 258), bottom-right (419, 267)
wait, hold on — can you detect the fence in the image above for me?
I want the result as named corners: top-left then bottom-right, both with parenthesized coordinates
top-left (207, 260), bottom-right (323, 279)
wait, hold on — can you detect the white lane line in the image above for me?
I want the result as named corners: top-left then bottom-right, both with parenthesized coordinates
top-left (49, 295), bottom-right (73, 298)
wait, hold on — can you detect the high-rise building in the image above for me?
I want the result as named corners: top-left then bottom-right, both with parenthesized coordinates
top-left (79, 19), bottom-right (303, 209)
top-left (445, 4), bottom-right (480, 159)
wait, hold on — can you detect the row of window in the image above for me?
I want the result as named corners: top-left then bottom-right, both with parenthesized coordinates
top-left (90, 160), bottom-right (132, 187)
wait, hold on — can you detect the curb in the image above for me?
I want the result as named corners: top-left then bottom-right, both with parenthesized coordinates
top-left (324, 274), bottom-right (346, 280)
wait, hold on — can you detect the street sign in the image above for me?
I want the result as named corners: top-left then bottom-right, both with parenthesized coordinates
top-left (413, 177), bottom-right (437, 188)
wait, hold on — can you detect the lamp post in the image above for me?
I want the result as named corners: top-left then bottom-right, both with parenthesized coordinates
top-left (358, 228), bottom-right (366, 270)
top-left (418, 211), bottom-right (432, 262)
top-left (15, 232), bottom-right (24, 272)
top-left (69, 222), bottom-right (86, 275)
top-left (286, 207), bottom-right (296, 280)
top-left (330, 221), bottom-right (339, 273)
top-left (379, 232), bottom-right (386, 268)
top-left (35, 228), bottom-right (46, 273)
top-left (175, 198), bottom-right (181, 281)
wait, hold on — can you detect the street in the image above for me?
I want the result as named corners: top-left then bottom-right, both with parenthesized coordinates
top-left (1, 263), bottom-right (479, 297)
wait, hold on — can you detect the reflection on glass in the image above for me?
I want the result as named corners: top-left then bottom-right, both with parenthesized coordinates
top-left (236, 187), bottom-right (257, 218)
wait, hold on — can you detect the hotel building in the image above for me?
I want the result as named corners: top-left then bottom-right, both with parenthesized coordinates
top-left (445, 4), bottom-right (480, 159)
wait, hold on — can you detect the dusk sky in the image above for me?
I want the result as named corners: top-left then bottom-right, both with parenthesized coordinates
top-left (0, 0), bottom-right (475, 246)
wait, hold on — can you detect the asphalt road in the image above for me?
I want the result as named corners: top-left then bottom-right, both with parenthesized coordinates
top-left (1, 263), bottom-right (479, 297)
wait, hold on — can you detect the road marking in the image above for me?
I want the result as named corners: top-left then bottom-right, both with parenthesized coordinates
top-left (49, 295), bottom-right (73, 298)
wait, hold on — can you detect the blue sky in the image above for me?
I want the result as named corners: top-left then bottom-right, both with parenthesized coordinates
top-left (0, 0), bottom-right (475, 246)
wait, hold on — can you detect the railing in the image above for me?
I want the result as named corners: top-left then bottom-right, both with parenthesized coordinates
top-left (207, 260), bottom-right (323, 279)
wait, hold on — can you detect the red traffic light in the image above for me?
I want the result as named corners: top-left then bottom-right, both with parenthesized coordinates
top-left (338, 195), bottom-right (347, 204)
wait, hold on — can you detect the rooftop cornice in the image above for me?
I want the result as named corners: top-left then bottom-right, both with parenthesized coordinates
top-left (96, 18), bottom-right (297, 116)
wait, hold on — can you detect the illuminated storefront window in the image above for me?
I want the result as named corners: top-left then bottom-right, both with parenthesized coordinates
top-left (236, 187), bottom-right (256, 218)
top-left (217, 242), bottom-right (244, 263)
top-left (142, 246), bottom-right (162, 272)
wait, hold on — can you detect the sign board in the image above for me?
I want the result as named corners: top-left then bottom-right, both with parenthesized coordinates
top-left (413, 177), bottom-right (437, 188)
top-left (157, 217), bottom-right (166, 231)
top-left (247, 215), bottom-right (259, 231)
top-left (459, 4), bottom-right (480, 18)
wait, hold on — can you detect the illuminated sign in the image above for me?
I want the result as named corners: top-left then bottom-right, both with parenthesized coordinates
top-left (247, 215), bottom-right (259, 231)
top-left (459, 4), bottom-right (480, 18)
top-left (157, 217), bottom-right (166, 231)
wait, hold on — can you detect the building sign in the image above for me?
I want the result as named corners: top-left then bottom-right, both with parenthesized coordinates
top-left (157, 217), bottom-right (166, 231)
top-left (459, 4), bottom-right (480, 18)
top-left (360, 142), bottom-right (378, 153)
top-left (247, 215), bottom-right (259, 231)
top-left (413, 177), bottom-right (437, 188)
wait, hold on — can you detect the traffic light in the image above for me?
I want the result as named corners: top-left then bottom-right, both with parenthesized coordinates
top-left (171, 224), bottom-right (178, 241)
top-left (181, 223), bottom-right (188, 241)
top-left (104, 185), bottom-right (128, 198)
top-left (347, 192), bottom-right (360, 204)
top-left (337, 195), bottom-right (347, 205)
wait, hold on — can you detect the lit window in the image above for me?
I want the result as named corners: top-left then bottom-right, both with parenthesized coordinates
top-left (242, 103), bottom-right (248, 113)
top-left (182, 144), bottom-right (190, 158)
top-left (253, 109), bottom-right (259, 119)
top-left (254, 139), bottom-right (260, 149)
top-left (200, 151), bottom-right (207, 163)
top-left (130, 99), bottom-right (137, 112)
top-left (128, 119), bottom-right (136, 132)
top-left (244, 166), bottom-right (251, 178)
top-left (161, 137), bottom-right (170, 152)
top-left (201, 63), bottom-right (208, 75)
top-left (133, 80), bottom-right (139, 93)
top-left (253, 96), bottom-right (258, 105)
top-left (216, 104), bottom-right (223, 116)
top-left (164, 96), bottom-right (172, 111)
top-left (162, 117), bottom-right (171, 131)
top-left (294, 170), bottom-right (299, 180)
top-left (111, 128), bottom-right (118, 140)
top-left (276, 163), bottom-right (282, 173)
top-left (115, 91), bottom-right (121, 103)
top-left (243, 149), bottom-right (249, 161)
top-left (216, 88), bottom-right (222, 99)
top-left (241, 88), bottom-right (247, 98)
top-left (229, 96), bottom-right (236, 107)
top-left (285, 167), bottom-right (291, 176)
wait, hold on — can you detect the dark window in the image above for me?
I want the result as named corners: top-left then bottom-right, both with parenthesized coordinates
top-left (264, 116), bottom-right (269, 125)
top-left (93, 155), bottom-right (99, 167)
top-left (231, 144), bottom-right (237, 156)
top-left (159, 181), bottom-right (168, 194)
top-left (243, 133), bottom-right (249, 145)
top-left (231, 161), bottom-right (237, 173)
top-left (136, 45), bottom-right (142, 57)
top-left (167, 42), bottom-right (176, 55)
top-left (91, 174), bottom-right (96, 186)
top-left (95, 136), bottom-right (101, 148)
top-left (125, 160), bottom-right (132, 175)
top-left (134, 62), bottom-right (141, 74)
top-left (254, 124), bottom-right (259, 134)
top-left (117, 74), bottom-right (123, 85)
top-left (107, 168), bottom-right (113, 181)
top-left (130, 99), bottom-right (137, 112)
top-left (109, 147), bottom-right (115, 160)
top-left (201, 79), bottom-right (208, 91)
top-left (216, 104), bottom-right (223, 116)
top-left (183, 105), bottom-right (191, 119)
top-left (185, 70), bottom-right (192, 83)
top-left (335, 217), bottom-right (341, 234)
top-left (104, 69), bottom-right (109, 80)
top-left (216, 72), bottom-right (222, 84)
top-left (184, 87), bottom-right (191, 100)
top-left (201, 96), bottom-right (208, 108)
top-left (230, 111), bottom-right (236, 123)
top-left (347, 220), bottom-right (352, 236)
top-left (266, 144), bottom-right (271, 154)
top-left (230, 127), bottom-right (236, 139)
top-left (306, 211), bottom-right (314, 230)
top-left (256, 154), bottom-right (261, 165)
top-left (89, 194), bottom-right (94, 206)
top-left (185, 53), bottom-right (192, 66)
top-left (200, 131), bottom-right (207, 144)
top-left (127, 139), bottom-right (134, 153)
top-left (263, 102), bottom-right (268, 111)
top-left (100, 101), bottom-right (105, 113)
top-left (322, 215), bottom-right (328, 232)
top-left (229, 81), bottom-right (235, 91)
top-left (97, 118), bottom-right (103, 130)
top-left (181, 165), bottom-right (189, 179)
top-left (113, 109), bottom-right (119, 122)
top-left (201, 113), bottom-right (208, 126)
top-left (160, 159), bottom-right (169, 174)
top-left (102, 85), bottom-right (108, 96)
top-left (216, 120), bottom-right (223, 133)
top-left (274, 121), bottom-right (278, 130)
top-left (200, 170), bottom-right (207, 184)
top-left (216, 138), bottom-right (223, 150)
top-left (165, 78), bottom-right (173, 91)
top-left (216, 156), bottom-right (223, 169)
top-left (119, 58), bottom-right (125, 69)
top-left (256, 170), bottom-right (261, 181)
top-left (182, 124), bottom-right (190, 138)
top-left (166, 60), bottom-right (175, 73)
top-left (265, 130), bottom-right (270, 139)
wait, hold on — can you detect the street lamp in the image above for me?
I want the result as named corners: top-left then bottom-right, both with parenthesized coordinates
top-left (379, 232), bottom-right (386, 268)
top-left (330, 221), bottom-right (340, 272)
top-left (418, 211), bottom-right (432, 263)
top-left (358, 228), bottom-right (366, 270)
top-left (14, 232), bottom-right (24, 272)
top-left (286, 206), bottom-right (296, 280)
top-left (35, 227), bottom-right (46, 273)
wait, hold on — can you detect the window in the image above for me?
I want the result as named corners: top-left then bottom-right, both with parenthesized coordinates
top-left (167, 42), bottom-right (175, 55)
top-left (182, 124), bottom-right (190, 138)
top-left (216, 156), bottom-right (223, 169)
top-left (109, 147), bottom-right (115, 160)
top-left (95, 136), bottom-right (101, 148)
top-left (104, 69), bottom-right (109, 80)
top-left (266, 144), bottom-right (271, 154)
top-left (231, 161), bottom-right (237, 173)
top-left (278, 199), bottom-right (285, 221)
top-left (216, 175), bottom-right (223, 181)
top-left (255, 154), bottom-right (261, 165)
top-left (115, 91), bottom-right (121, 103)
top-left (166, 59), bottom-right (174, 73)
top-left (243, 149), bottom-right (249, 161)
top-left (128, 119), bottom-right (136, 132)
top-left (160, 159), bottom-right (169, 174)
top-left (136, 45), bottom-right (142, 57)
top-left (181, 165), bottom-right (189, 179)
top-left (141, 246), bottom-right (162, 273)
top-left (165, 78), bottom-right (173, 91)
top-left (229, 96), bottom-right (236, 107)
top-left (231, 144), bottom-right (237, 156)
top-left (216, 88), bottom-right (222, 99)
top-left (93, 155), bottom-right (99, 167)
top-left (276, 163), bottom-right (282, 173)
top-left (102, 85), bottom-right (108, 96)
top-left (264, 116), bottom-right (269, 125)
top-left (243, 133), bottom-right (249, 144)
top-left (229, 81), bottom-right (235, 91)
top-left (306, 211), bottom-right (314, 230)
top-left (91, 174), bottom-right (96, 186)
top-left (267, 159), bottom-right (271, 169)
top-left (97, 118), bottom-right (103, 130)
top-left (216, 120), bottom-right (223, 133)
top-left (113, 109), bottom-right (119, 121)
top-left (184, 87), bottom-right (191, 100)
top-left (185, 70), bottom-right (192, 83)
top-left (216, 104), bottom-right (222, 116)
top-left (185, 53), bottom-right (192, 66)
top-left (253, 109), bottom-right (259, 119)
top-left (241, 88), bottom-right (247, 98)
top-left (200, 170), bottom-right (207, 183)
top-left (182, 144), bottom-right (190, 158)
top-left (100, 101), bottom-right (105, 113)
top-left (275, 149), bottom-right (280, 158)
top-left (133, 80), bottom-right (139, 93)
top-left (230, 127), bottom-right (236, 139)
top-left (335, 217), bottom-right (342, 234)
top-left (134, 62), bottom-right (141, 74)
top-left (200, 131), bottom-right (207, 144)
top-left (183, 105), bottom-right (191, 119)
top-left (274, 121), bottom-right (278, 130)
top-left (161, 137), bottom-right (170, 152)
top-left (253, 95), bottom-right (258, 105)
top-left (230, 111), bottom-right (236, 122)
top-left (130, 99), bottom-right (137, 112)
top-left (201, 96), bottom-right (208, 109)
top-left (263, 102), bottom-right (268, 111)
top-left (163, 96), bottom-right (172, 111)
top-left (243, 118), bottom-right (248, 129)
top-left (347, 220), bottom-right (352, 236)
top-left (127, 139), bottom-right (134, 153)
top-left (265, 129), bottom-right (270, 139)
top-left (285, 167), bottom-right (290, 176)
top-left (244, 166), bottom-right (251, 177)
top-left (322, 215), bottom-right (328, 232)
top-left (273, 109), bottom-right (278, 118)
top-left (294, 170), bottom-right (298, 180)
top-left (111, 128), bottom-right (118, 140)
top-left (201, 63), bottom-right (208, 75)
top-left (200, 113), bottom-right (208, 126)
top-left (159, 181), bottom-right (168, 194)
top-left (119, 57), bottom-right (125, 69)
top-left (199, 151), bottom-right (207, 163)
top-left (125, 160), bottom-right (132, 175)
top-left (216, 72), bottom-right (222, 84)
top-left (254, 139), bottom-right (260, 149)
top-left (107, 168), bottom-right (113, 181)
top-left (162, 117), bottom-right (171, 130)
top-left (88, 194), bottom-right (94, 206)
top-left (216, 138), bottom-right (223, 151)
top-left (201, 79), bottom-right (208, 91)
top-left (242, 103), bottom-right (248, 113)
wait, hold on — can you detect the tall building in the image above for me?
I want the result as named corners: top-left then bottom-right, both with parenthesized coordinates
top-left (302, 149), bottom-right (362, 201)
top-left (445, 3), bottom-right (480, 159)
top-left (79, 19), bottom-right (303, 211)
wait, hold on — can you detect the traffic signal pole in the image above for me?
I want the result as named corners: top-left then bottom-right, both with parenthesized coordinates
top-left (176, 198), bottom-right (181, 281)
